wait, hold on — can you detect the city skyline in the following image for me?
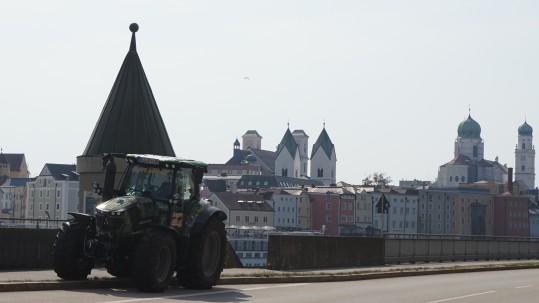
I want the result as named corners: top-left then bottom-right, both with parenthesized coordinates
top-left (1, 1), bottom-right (538, 184)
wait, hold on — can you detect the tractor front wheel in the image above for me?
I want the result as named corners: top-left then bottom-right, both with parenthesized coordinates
top-left (53, 221), bottom-right (94, 280)
top-left (132, 230), bottom-right (176, 292)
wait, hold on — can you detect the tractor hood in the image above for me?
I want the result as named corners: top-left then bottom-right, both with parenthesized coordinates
top-left (96, 196), bottom-right (152, 213)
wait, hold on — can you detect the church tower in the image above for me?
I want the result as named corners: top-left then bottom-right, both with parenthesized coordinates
top-left (242, 130), bottom-right (262, 150)
top-left (310, 125), bottom-right (336, 185)
top-left (275, 126), bottom-right (301, 178)
top-left (292, 130), bottom-right (309, 177)
top-left (515, 121), bottom-right (535, 190)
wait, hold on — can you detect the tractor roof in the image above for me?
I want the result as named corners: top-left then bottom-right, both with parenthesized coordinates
top-left (126, 154), bottom-right (207, 170)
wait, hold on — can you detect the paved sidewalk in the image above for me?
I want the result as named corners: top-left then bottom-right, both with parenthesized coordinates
top-left (0, 260), bottom-right (538, 292)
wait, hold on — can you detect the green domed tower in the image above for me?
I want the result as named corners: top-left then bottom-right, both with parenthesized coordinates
top-left (454, 114), bottom-right (484, 160)
top-left (515, 120), bottom-right (535, 190)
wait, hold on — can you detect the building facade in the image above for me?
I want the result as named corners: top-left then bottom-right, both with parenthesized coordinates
top-left (25, 164), bottom-right (79, 220)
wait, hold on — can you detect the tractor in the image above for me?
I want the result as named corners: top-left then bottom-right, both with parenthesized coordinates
top-left (53, 153), bottom-right (227, 292)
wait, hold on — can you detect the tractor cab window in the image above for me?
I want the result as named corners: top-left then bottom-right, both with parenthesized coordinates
top-left (175, 168), bottom-right (195, 202)
top-left (125, 166), bottom-right (173, 201)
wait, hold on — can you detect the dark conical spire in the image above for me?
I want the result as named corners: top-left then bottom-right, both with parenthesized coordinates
top-left (83, 23), bottom-right (175, 157)
top-left (311, 127), bottom-right (335, 159)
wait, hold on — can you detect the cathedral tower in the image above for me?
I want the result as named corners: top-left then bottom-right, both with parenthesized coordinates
top-left (515, 121), bottom-right (535, 190)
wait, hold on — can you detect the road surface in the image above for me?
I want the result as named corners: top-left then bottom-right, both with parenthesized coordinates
top-left (1, 268), bottom-right (538, 303)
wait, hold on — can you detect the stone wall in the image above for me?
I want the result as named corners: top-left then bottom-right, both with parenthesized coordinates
top-left (267, 235), bottom-right (385, 270)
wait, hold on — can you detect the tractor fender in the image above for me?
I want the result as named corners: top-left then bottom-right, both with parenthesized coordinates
top-left (191, 206), bottom-right (227, 236)
top-left (68, 212), bottom-right (95, 223)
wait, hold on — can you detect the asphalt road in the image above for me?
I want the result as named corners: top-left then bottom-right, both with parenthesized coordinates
top-left (1, 268), bottom-right (538, 303)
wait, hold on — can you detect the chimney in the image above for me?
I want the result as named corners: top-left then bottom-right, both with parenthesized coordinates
top-left (508, 167), bottom-right (513, 194)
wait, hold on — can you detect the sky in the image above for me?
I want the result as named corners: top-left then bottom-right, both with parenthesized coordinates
top-left (1, 1), bottom-right (538, 185)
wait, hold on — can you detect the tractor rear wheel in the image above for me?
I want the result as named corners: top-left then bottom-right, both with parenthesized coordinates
top-left (178, 216), bottom-right (227, 289)
top-left (132, 230), bottom-right (176, 292)
top-left (53, 221), bottom-right (94, 280)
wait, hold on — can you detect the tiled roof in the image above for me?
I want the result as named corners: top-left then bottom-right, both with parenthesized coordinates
top-left (250, 149), bottom-right (276, 172)
top-left (212, 192), bottom-right (273, 211)
top-left (311, 128), bottom-right (335, 159)
top-left (237, 175), bottom-right (323, 189)
top-left (276, 128), bottom-right (298, 159)
top-left (83, 24), bottom-right (175, 157)
top-left (42, 164), bottom-right (79, 181)
top-left (0, 154), bottom-right (24, 171)
top-left (441, 155), bottom-right (508, 171)
top-left (208, 163), bottom-right (260, 171)
top-left (1, 178), bottom-right (30, 187)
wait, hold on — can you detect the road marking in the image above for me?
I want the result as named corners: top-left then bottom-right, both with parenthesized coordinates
top-left (515, 285), bottom-right (533, 289)
top-left (98, 283), bottom-right (309, 303)
top-left (425, 291), bottom-right (496, 303)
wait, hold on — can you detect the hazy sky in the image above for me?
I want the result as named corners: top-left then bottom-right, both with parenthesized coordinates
top-left (1, 1), bottom-right (538, 185)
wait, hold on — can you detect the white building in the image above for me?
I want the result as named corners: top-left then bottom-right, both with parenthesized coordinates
top-left (25, 164), bottom-right (79, 220)
top-left (371, 188), bottom-right (419, 234)
top-left (515, 121), bottom-right (535, 190)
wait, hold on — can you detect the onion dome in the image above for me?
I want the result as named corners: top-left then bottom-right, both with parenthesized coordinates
top-left (457, 115), bottom-right (481, 139)
top-left (518, 121), bottom-right (533, 136)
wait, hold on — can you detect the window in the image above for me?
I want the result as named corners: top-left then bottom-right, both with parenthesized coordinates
top-left (317, 168), bottom-right (324, 178)
top-left (236, 216), bottom-right (240, 222)
top-left (56, 190), bottom-right (61, 198)
top-left (522, 165), bottom-right (526, 172)
top-left (325, 215), bottom-right (331, 222)
top-left (326, 203), bottom-right (331, 210)
top-left (245, 216), bottom-right (250, 223)
top-left (473, 146), bottom-right (478, 157)
top-left (263, 217), bottom-right (268, 223)
top-left (56, 203), bottom-right (60, 210)
top-left (341, 216), bottom-right (347, 222)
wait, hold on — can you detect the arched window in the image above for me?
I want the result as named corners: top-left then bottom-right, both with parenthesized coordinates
top-left (317, 168), bottom-right (324, 178)
top-left (282, 168), bottom-right (288, 177)
top-left (462, 176), bottom-right (466, 182)
top-left (455, 176), bottom-right (459, 182)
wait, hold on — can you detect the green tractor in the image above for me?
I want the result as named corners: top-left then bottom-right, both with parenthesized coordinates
top-left (53, 154), bottom-right (227, 292)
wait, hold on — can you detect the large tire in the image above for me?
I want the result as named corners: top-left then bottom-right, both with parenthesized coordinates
top-left (178, 216), bottom-right (227, 289)
top-left (53, 221), bottom-right (93, 280)
top-left (132, 230), bottom-right (176, 292)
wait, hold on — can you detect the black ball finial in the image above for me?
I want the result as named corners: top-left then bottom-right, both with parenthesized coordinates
top-left (129, 23), bottom-right (139, 33)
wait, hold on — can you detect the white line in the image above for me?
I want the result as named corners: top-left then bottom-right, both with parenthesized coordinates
top-left (98, 283), bottom-right (309, 303)
top-left (425, 291), bottom-right (496, 303)
top-left (515, 285), bottom-right (533, 289)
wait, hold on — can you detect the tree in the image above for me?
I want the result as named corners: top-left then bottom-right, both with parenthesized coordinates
top-left (363, 172), bottom-right (392, 188)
